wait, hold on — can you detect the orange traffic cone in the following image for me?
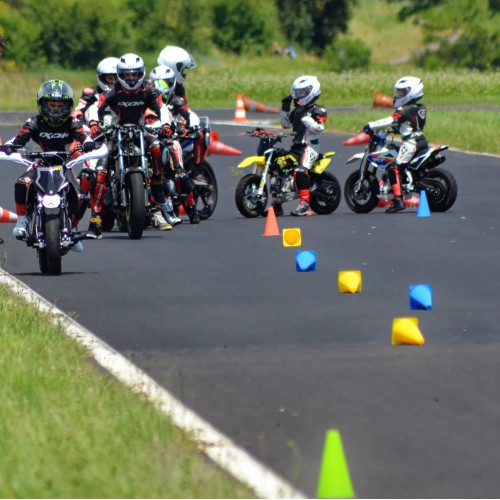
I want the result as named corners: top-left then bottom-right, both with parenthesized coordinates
top-left (179, 205), bottom-right (186, 216)
top-left (342, 132), bottom-right (372, 147)
top-left (242, 95), bottom-right (279, 113)
top-left (0, 207), bottom-right (18, 223)
top-left (263, 206), bottom-right (280, 236)
top-left (207, 140), bottom-right (242, 156)
top-left (232, 94), bottom-right (249, 123)
top-left (372, 90), bottom-right (393, 108)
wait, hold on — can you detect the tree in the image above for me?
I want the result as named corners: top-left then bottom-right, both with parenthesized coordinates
top-left (275, 0), bottom-right (351, 55)
top-left (210, 0), bottom-right (278, 55)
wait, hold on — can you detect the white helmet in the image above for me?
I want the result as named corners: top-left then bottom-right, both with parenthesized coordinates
top-left (157, 45), bottom-right (196, 84)
top-left (291, 75), bottom-right (321, 106)
top-left (149, 65), bottom-right (176, 98)
top-left (96, 57), bottom-right (119, 91)
top-left (393, 76), bottom-right (424, 108)
top-left (117, 53), bottom-right (145, 92)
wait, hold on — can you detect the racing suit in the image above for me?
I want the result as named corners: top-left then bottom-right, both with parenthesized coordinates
top-left (280, 100), bottom-right (327, 215)
top-left (367, 101), bottom-right (428, 211)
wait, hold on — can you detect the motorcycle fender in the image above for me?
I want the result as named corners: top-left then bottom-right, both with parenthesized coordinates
top-left (346, 152), bottom-right (365, 165)
top-left (42, 194), bottom-right (62, 209)
top-left (312, 157), bottom-right (331, 174)
top-left (237, 156), bottom-right (265, 169)
top-left (43, 207), bottom-right (60, 215)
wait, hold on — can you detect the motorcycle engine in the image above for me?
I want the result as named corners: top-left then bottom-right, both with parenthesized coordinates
top-left (270, 172), bottom-right (295, 201)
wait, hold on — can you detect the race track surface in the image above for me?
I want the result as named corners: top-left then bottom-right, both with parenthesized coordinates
top-left (1, 110), bottom-right (499, 498)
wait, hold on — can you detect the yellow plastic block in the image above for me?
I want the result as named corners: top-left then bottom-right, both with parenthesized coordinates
top-left (283, 227), bottom-right (302, 247)
top-left (392, 317), bottom-right (425, 345)
top-left (338, 270), bottom-right (362, 293)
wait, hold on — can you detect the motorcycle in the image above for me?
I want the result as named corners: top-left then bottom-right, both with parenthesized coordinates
top-left (0, 143), bottom-right (108, 275)
top-left (234, 128), bottom-right (341, 217)
top-left (166, 116), bottom-right (218, 220)
top-left (97, 123), bottom-right (154, 239)
top-left (343, 130), bottom-right (457, 213)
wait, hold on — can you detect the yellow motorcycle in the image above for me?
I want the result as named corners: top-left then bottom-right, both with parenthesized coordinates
top-left (235, 128), bottom-right (341, 217)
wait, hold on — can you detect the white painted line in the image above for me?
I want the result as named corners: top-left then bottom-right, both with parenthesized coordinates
top-left (0, 269), bottom-right (307, 499)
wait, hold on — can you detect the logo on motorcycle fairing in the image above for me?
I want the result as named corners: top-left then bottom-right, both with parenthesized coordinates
top-left (39, 132), bottom-right (70, 139)
top-left (368, 153), bottom-right (394, 167)
top-left (117, 101), bottom-right (143, 107)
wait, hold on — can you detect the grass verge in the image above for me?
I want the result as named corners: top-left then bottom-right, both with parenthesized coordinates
top-left (0, 283), bottom-right (253, 498)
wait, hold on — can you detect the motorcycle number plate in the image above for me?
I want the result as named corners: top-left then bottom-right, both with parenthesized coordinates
top-left (42, 194), bottom-right (61, 209)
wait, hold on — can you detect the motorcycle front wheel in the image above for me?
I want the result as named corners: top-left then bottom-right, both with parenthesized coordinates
top-left (344, 171), bottom-right (379, 213)
top-left (235, 173), bottom-right (268, 218)
top-left (190, 160), bottom-right (218, 220)
top-left (310, 171), bottom-right (342, 214)
top-left (421, 167), bottom-right (458, 212)
top-left (39, 214), bottom-right (62, 275)
top-left (125, 172), bottom-right (145, 239)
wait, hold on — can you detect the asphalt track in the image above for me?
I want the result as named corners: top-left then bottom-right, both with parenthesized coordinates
top-left (1, 109), bottom-right (500, 498)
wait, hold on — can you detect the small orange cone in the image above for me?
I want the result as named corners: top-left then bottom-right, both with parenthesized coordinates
top-left (179, 205), bottom-right (186, 216)
top-left (206, 140), bottom-right (242, 156)
top-left (232, 94), bottom-right (249, 123)
top-left (242, 95), bottom-right (279, 113)
top-left (263, 206), bottom-right (280, 236)
top-left (372, 90), bottom-right (393, 108)
top-left (342, 132), bottom-right (372, 147)
top-left (0, 207), bottom-right (18, 223)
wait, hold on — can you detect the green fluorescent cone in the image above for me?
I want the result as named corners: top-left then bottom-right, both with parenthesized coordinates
top-left (316, 430), bottom-right (355, 499)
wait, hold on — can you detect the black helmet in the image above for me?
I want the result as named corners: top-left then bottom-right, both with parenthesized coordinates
top-left (37, 79), bottom-right (74, 127)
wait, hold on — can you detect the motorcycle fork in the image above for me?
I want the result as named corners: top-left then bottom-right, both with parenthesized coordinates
top-left (256, 156), bottom-right (272, 195)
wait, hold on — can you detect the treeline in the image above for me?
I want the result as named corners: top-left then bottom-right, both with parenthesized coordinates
top-left (0, 0), bottom-right (498, 71)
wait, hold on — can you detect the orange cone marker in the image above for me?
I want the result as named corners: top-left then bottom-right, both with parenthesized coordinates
top-left (232, 94), bottom-right (249, 123)
top-left (0, 207), bottom-right (18, 223)
top-left (263, 206), bottom-right (280, 236)
top-left (372, 90), bottom-right (393, 108)
top-left (242, 95), bottom-right (279, 113)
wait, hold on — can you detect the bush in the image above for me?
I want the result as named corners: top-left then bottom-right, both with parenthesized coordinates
top-left (323, 36), bottom-right (371, 72)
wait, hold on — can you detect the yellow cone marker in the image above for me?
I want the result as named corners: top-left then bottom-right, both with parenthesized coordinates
top-left (338, 270), bottom-right (362, 293)
top-left (392, 317), bottom-right (425, 345)
top-left (283, 227), bottom-right (302, 247)
top-left (316, 429), bottom-right (355, 499)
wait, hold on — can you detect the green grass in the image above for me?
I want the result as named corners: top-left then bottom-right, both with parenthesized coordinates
top-left (0, 284), bottom-right (253, 498)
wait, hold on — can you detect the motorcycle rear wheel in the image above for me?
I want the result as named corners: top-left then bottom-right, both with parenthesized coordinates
top-left (344, 171), bottom-right (379, 213)
top-left (421, 167), bottom-right (457, 212)
top-left (39, 214), bottom-right (62, 275)
top-left (126, 172), bottom-right (145, 239)
top-left (310, 171), bottom-right (341, 214)
top-left (235, 173), bottom-right (268, 218)
top-left (190, 160), bottom-right (218, 220)
top-left (100, 204), bottom-right (115, 232)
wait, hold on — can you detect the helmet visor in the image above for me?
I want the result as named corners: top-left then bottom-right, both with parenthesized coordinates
top-left (292, 86), bottom-right (311, 100)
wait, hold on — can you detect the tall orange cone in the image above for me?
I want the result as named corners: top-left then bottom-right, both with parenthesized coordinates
top-left (263, 206), bottom-right (280, 236)
top-left (232, 94), bottom-right (249, 123)
top-left (372, 90), bottom-right (393, 108)
top-left (0, 207), bottom-right (18, 222)
top-left (206, 140), bottom-right (242, 156)
top-left (242, 95), bottom-right (279, 113)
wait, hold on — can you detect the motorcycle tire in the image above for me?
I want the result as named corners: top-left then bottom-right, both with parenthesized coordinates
top-left (39, 213), bottom-right (62, 275)
top-left (125, 172), bottom-right (145, 239)
top-left (235, 173), bottom-right (268, 218)
top-left (100, 204), bottom-right (115, 232)
top-left (190, 160), bottom-right (218, 220)
top-left (310, 171), bottom-right (342, 214)
top-left (344, 171), bottom-right (379, 214)
top-left (421, 167), bottom-right (458, 212)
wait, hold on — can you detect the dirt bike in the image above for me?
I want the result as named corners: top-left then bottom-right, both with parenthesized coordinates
top-left (234, 128), bottom-right (341, 217)
top-left (343, 130), bottom-right (457, 213)
top-left (97, 123), bottom-right (154, 239)
top-left (0, 143), bottom-right (108, 275)
top-left (167, 116), bottom-right (218, 220)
